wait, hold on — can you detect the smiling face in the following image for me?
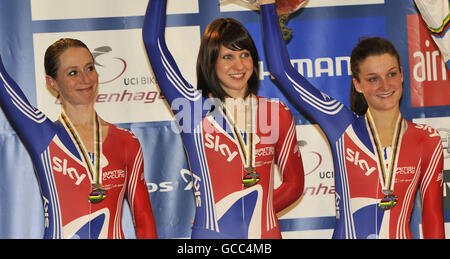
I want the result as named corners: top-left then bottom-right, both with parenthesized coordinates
top-left (46, 47), bottom-right (98, 108)
top-left (215, 45), bottom-right (254, 99)
top-left (352, 53), bottom-right (403, 113)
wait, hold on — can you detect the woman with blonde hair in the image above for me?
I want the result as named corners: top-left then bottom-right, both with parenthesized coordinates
top-left (0, 39), bottom-right (157, 239)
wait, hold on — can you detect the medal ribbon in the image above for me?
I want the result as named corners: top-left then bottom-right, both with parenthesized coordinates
top-left (60, 110), bottom-right (102, 186)
top-left (222, 96), bottom-right (256, 170)
top-left (366, 111), bottom-right (403, 193)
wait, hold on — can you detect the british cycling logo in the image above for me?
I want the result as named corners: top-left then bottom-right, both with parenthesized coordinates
top-left (92, 46), bottom-right (127, 85)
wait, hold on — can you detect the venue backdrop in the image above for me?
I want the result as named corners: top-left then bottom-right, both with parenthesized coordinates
top-left (0, 0), bottom-right (449, 238)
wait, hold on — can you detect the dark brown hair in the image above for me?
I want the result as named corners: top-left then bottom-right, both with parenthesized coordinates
top-left (350, 37), bottom-right (401, 115)
top-left (44, 38), bottom-right (91, 78)
top-left (196, 18), bottom-right (260, 101)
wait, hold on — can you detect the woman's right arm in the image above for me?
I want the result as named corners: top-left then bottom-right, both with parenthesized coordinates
top-left (0, 56), bottom-right (56, 154)
top-left (142, 0), bottom-right (202, 109)
top-left (259, 1), bottom-right (354, 140)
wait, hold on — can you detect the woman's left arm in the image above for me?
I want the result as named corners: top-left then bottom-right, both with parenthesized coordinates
top-left (126, 137), bottom-right (158, 239)
top-left (273, 101), bottom-right (304, 213)
top-left (420, 131), bottom-right (445, 238)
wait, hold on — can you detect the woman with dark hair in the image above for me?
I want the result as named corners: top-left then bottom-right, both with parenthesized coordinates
top-left (0, 38), bottom-right (157, 239)
top-left (258, 0), bottom-right (444, 238)
top-left (143, 0), bottom-right (304, 239)
top-left (196, 18), bottom-right (260, 101)
top-left (349, 36), bottom-right (402, 116)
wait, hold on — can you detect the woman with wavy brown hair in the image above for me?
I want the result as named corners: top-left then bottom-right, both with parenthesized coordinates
top-left (258, 0), bottom-right (444, 239)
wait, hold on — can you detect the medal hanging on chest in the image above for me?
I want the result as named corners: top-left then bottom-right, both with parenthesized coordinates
top-left (60, 110), bottom-right (106, 204)
top-left (222, 97), bottom-right (259, 188)
top-left (379, 190), bottom-right (399, 210)
top-left (366, 111), bottom-right (403, 211)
